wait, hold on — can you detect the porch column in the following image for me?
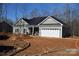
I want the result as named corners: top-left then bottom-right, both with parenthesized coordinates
top-left (32, 26), bottom-right (34, 35)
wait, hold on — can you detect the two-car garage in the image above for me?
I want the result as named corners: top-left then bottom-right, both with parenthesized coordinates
top-left (38, 16), bottom-right (63, 38)
top-left (39, 27), bottom-right (62, 38)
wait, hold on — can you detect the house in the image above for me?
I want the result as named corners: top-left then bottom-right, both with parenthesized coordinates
top-left (0, 21), bottom-right (13, 33)
top-left (13, 16), bottom-right (63, 38)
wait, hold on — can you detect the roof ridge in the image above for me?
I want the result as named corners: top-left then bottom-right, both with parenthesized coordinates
top-left (19, 16), bottom-right (65, 25)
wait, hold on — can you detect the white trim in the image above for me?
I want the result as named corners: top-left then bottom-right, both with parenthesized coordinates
top-left (39, 27), bottom-right (62, 38)
top-left (14, 18), bottom-right (29, 26)
top-left (38, 16), bottom-right (63, 26)
top-left (39, 26), bottom-right (62, 38)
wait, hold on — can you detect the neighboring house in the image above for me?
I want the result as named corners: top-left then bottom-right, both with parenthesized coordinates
top-left (13, 16), bottom-right (63, 38)
top-left (0, 21), bottom-right (13, 33)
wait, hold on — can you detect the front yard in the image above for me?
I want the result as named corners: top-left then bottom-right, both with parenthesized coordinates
top-left (0, 34), bottom-right (79, 56)
top-left (13, 35), bottom-right (79, 56)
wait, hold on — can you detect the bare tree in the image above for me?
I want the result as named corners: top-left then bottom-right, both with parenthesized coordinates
top-left (20, 4), bottom-right (30, 19)
top-left (63, 4), bottom-right (71, 23)
top-left (63, 4), bottom-right (79, 37)
top-left (42, 10), bottom-right (49, 16)
top-left (52, 7), bottom-right (63, 21)
top-left (53, 7), bottom-right (59, 17)
top-left (30, 8), bottom-right (40, 18)
top-left (0, 4), bottom-right (3, 22)
top-left (15, 4), bottom-right (18, 21)
top-left (63, 4), bottom-right (73, 37)
top-left (71, 4), bottom-right (79, 36)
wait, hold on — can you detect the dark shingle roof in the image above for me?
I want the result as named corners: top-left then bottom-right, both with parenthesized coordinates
top-left (22, 17), bottom-right (46, 25)
top-left (29, 17), bottom-right (46, 25)
top-left (22, 18), bottom-right (30, 24)
top-left (0, 21), bottom-right (13, 27)
top-left (22, 16), bottom-right (64, 25)
top-left (51, 16), bottom-right (65, 25)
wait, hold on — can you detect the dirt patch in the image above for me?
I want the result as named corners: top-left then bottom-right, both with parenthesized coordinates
top-left (15, 36), bottom-right (79, 56)
top-left (1, 34), bottom-right (79, 56)
top-left (0, 35), bottom-right (30, 56)
top-left (10, 34), bottom-right (33, 40)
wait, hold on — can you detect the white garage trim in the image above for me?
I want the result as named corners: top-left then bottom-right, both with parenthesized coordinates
top-left (39, 27), bottom-right (62, 38)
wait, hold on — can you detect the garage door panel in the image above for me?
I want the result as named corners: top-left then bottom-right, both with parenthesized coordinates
top-left (40, 28), bottom-right (60, 37)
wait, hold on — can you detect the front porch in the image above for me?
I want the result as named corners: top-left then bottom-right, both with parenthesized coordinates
top-left (28, 26), bottom-right (39, 36)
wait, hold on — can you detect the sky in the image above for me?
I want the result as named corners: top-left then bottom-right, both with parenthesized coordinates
top-left (2, 3), bottom-right (79, 22)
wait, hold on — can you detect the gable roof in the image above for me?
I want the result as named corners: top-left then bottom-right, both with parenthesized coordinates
top-left (14, 18), bottom-right (29, 26)
top-left (38, 16), bottom-right (63, 25)
top-left (0, 21), bottom-right (13, 27)
top-left (22, 18), bottom-right (31, 24)
top-left (19, 16), bottom-right (64, 25)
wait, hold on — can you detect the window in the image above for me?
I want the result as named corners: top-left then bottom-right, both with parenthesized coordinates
top-left (23, 29), bottom-right (26, 33)
top-left (15, 29), bottom-right (19, 32)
